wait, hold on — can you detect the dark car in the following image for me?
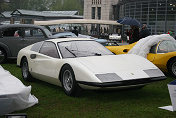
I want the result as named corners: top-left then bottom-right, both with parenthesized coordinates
top-left (0, 24), bottom-right (53, 63)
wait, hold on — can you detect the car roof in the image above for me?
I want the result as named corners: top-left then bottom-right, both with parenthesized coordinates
top-left (53, 32), bottom-right (76, 36)
top-left (0, 24), bottom-right (45, 29)
top-left (47, 38), bottom-right (94, 43)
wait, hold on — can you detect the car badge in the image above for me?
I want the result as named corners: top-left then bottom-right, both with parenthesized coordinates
top-left (131, 73), bottom-right (134, 75)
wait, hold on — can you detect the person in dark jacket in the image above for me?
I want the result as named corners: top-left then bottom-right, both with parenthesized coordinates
top-left (72, 26), bottom-right (79, 36)
top-left (129, 25), bottom-right (140, 44)
top-left (139, 24), bottom-right (151, 39)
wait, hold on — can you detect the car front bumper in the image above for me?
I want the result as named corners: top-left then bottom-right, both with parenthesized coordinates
top-left (77, 76), bottom-right (166, 88)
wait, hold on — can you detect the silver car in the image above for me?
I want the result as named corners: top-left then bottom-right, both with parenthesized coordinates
top-left (0, 24), bottom-right (53, 63)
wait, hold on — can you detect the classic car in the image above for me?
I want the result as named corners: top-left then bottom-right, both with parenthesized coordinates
top-left (106, 34), bottom-right (176, 77)
top-left (53, 32), bottom-right (77, 38)
top-left (17, 38), bottom-right (166, 96)
top-left (0, 24), bottom-right (53, 63)
top-left (53, 32), bottom-right (118, 46)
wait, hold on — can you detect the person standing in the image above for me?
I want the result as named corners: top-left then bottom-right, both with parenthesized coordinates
top-left (72, 26), bottom-right (79, 36)
top-left (129, 25), bottom-right (140, 44)
top-left (139, 24), bottom-right (151, 39)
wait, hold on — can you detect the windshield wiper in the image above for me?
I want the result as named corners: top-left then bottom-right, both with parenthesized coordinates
top-left (65, 47), bottom-right (77, 57)
top-left (64, 49), bottom-right (102, 57)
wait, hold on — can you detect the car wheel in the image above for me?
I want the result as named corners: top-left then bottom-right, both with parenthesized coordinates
top-left (0, 48), bottom-right (7, 63)
top-left (61, 65), bottom-right (81, 96)
top-left (21, 58), bottom-right (33, 81)
top-left (168, 59), bottom-right (176, 78)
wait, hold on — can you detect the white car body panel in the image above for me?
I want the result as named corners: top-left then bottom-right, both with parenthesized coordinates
top-left (17, 38), bottom-right (166, 90)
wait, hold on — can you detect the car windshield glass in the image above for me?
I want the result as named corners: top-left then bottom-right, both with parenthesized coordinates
top-left (58, 40), bottom-right (113, 58)
top-left (157, 40), bottom-right (176, 53)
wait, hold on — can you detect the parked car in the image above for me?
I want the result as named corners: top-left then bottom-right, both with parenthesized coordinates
top-left (17, 38), bottom-right (166, 96)
top-left (106, 34), bottom-right (176, 77)
top-left (0, 24), bottom-right (53, 63)
top-left (53, 32), bottom-right (118, 46)
top-left (53, 32), bottom-right (77, 38)
top-left (109, 34), bottom-right (122, 42)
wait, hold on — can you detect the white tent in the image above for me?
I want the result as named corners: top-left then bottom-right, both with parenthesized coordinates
top-left (0, 65), bottom-right (38, 116)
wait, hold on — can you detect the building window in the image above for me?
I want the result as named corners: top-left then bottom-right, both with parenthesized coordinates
top-left (119, 0), bottom-right (176, 35)
top-left (92, 7), bottom-right (96, 19)
top-left (92, 0), bottom-right (94, 4)
top-left (97, 7), bottom-right (101, 19)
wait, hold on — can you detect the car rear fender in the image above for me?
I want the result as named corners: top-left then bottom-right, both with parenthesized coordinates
top-left (0, 42), bottom-right (11, 57)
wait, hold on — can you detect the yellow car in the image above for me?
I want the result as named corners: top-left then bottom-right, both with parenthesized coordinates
top-left (106, 40), bottom-right (176, 77)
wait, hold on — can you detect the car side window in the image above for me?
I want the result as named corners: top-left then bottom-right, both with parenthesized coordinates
top-left (2, 28), bottom-right (23, 38)
top-left (157, 41), bottom-right (169, 53)
top-left (40, 42), bottom-right (60, 58)
top-left (25, 28), bottom-right (45, 38)
top-left (157, 40), bottom-right (176, 53)
top-left (31, 41), bottom-right (44, 52)
top-left (33, 28), bottom-right (45, 38)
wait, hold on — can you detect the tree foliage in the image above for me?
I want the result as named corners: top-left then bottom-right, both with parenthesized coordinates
top-left (1, 0), bottom-right (83, 14)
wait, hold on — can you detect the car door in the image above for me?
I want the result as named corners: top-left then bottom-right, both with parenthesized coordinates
top-left (1, 27), bottom-right (25, 57)
top-left (23, 28), bottom-right (47, 48)
top-left (147, 44), bottom-right (158, 62)
top-left (30, 41), bottom-right (61, 85)
top-left (151, 40), bottom-right (174, 70)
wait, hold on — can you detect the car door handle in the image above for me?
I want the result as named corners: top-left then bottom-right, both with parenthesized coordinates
top-left (30, 54), bottom-right (37, 59)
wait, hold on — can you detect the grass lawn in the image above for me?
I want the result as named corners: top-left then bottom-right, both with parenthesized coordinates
top-left (1, 63), bottom-right (176, 118)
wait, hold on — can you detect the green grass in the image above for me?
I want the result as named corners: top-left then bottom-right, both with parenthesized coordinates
top-left (1, 63), bottom-right (176, 118)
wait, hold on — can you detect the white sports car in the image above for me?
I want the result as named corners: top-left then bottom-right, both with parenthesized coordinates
top-left (17, 38), bottom-right (166, 96)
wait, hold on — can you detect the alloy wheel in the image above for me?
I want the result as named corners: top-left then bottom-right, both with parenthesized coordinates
top-left (63, 70), bottom-right (73, 92)
top-left (22, 61), bottom-right (29, 79)
top-left (172, 61), bottom-right (176, 76)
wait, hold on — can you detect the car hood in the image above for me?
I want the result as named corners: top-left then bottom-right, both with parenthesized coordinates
top-left (76, 54), bottom-right (164, 80)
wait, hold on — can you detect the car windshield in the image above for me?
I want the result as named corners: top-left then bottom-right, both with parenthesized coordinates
top-left (157, 40), bottom-right (176, 53)
top-left (58, 40), bottom-right (113, 58)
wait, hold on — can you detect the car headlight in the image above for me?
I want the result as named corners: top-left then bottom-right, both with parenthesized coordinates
top-left (95, 73), bottom-right (122, 82)
top-left (144, 69), bottom-right (165, 77)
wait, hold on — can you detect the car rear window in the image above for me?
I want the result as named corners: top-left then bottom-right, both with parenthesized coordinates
top-left (31, 41), bottom-right (44, 52)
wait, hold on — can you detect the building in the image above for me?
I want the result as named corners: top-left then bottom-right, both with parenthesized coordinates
top-left (118, 0), bottom-right (176, 35)
top-left (0, 11), bottom-right (11, 24)
top-left (84, 0), bottom-right (121, 37)
top-left (0, 9), bottom-right (83, 24)
top-left (84, 0), bottom-right (176, 36)
top-left (84, 0), bottom-right (119, 20)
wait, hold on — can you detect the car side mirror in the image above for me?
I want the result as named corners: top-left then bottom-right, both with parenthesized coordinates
top-left (123, 49), bottom-right (129, 53)
top-left (30, 54), bottom-right (36, 59)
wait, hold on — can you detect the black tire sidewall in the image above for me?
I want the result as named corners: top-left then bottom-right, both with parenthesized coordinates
top-left (0, 48), bottom-right (7, 64)
top-left (168, 60), bottom-right (176, 78)
top-left (61, 65), bottom-right (79, 96)
top-left (21, 58), bottom-right (33, 81)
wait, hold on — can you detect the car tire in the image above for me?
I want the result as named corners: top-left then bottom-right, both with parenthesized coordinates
top-left (168, 59), bottom-right (176, 78)
top-left (61, 65), bottom-right (81, 96)
top-left (0, 48), bottom-right (7, 64)
top-left (21, 58), bottom-right (33, 81)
